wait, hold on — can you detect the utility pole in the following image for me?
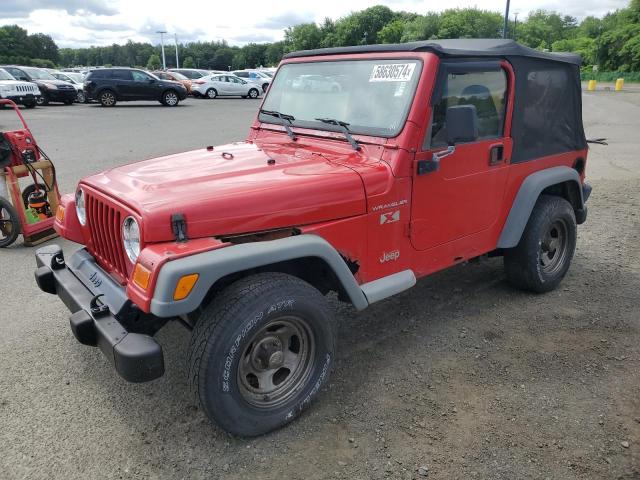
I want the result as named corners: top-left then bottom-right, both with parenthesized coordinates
top-left (513, 12), bottom-right (519, 41)
top-left (174, 33), bottom-right (179, 69)
top-left (502, 0), bottom-right (511, 39)
top-left (157, 30), bottom-right (167, 69)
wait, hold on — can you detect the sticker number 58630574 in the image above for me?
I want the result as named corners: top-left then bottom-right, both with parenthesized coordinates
top-left (369, 63), bottom-right (416, 82)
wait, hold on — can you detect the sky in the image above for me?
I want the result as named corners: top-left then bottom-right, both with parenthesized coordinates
top-left (0, 0), bottom-right (631, 48)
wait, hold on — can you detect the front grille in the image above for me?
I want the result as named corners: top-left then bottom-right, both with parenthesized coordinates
top-left (17, 85), bottom-right (34, 92)
top-left (58, 84), bottom-right (75, 91)
top-left (86, 194), bottom-right (129, 281)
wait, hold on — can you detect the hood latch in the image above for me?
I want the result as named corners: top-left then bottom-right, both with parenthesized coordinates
top-left (171, 213), bottom-right (188, 242)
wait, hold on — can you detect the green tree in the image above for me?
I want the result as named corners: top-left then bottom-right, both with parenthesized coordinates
top-left (401, 13), bottom-right (440, 41)
top-left (182, 56), bottom-right (195, 68)
top-left (332, 5), bottom-right (396, 45)
top-left (146, 53), bottom-right (161, 70)
top-left (436, 8), bottom-right (502, 39)
top-left (378, 19), bottom-right (405, 43)
top-left (284, 23), bottom-right (323, 52)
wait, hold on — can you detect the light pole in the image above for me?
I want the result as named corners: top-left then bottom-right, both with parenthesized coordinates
top-left (157, 30), bottom-right (167, 70)
top-left (174, 33), bottom-right (179, 69)
top-left (513, 12), bottom-right (519, 41)
top-left (503, 0), bottom-right (511, 39)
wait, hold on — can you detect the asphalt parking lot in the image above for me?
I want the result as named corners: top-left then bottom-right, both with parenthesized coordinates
top-left (1, 93), bottom-right (639, 480)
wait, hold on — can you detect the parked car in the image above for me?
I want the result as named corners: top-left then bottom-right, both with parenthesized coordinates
top-left (0, 68), bottom-right (40, 108)
top-left (232, 69), bottom-right (271, 92)
top-left (0, 66), bottom-right (76, 105)
top-left (168, 68), bottom-right (210, 80)
top-left (152, 71), bottom-right (192, 94)
top-left (36, 39), bottom-right (591, 438)
top-left (291, 74), bottom-right (342, 92)
top-left (191, 74), bottom-right (261, 99)
top-left (83, 68), bottom-right (188, 107)
top-left (50, 71), bottom-right (86, 103)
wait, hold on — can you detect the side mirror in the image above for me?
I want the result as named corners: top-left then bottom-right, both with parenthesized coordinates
top-left (445, 105), bottom-right (478, 145)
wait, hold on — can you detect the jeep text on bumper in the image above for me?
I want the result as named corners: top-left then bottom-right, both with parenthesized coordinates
top-left (35, 245), bottom-right (164, 382)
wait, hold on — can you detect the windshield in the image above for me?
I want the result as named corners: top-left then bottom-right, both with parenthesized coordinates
top-left (23, 67), bottom-right (56, 80)
top-left (0, 68), bottom-right (14, 81)
top-left (65, 72), bottom-right (84, 83)
top-left (260, 59), bottom-right (422, 137)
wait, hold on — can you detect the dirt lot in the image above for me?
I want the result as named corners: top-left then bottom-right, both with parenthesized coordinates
top-left (0, 93), bottom-right (638, 480)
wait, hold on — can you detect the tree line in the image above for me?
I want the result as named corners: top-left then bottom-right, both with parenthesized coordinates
top-left (1, 1), bottom-right (638, 72)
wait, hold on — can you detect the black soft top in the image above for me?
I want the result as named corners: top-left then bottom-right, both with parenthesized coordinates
top-left (283, 39), bottom-right (581, 66)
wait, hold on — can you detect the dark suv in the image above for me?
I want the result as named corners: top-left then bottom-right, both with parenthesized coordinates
top-left (1, 65), bottom-right (77, 105)
top-left (84, 68), bottom-right (188, 107)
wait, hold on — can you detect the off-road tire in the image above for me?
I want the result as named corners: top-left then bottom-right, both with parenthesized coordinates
top-left (99, 90), bottom-right (116, 107)
top-left (187, 272), bottom-right (335, 437)
top-left (504, 195), bottom-right (577, 293)
top-left (0, 196), bottom-right (20, 248)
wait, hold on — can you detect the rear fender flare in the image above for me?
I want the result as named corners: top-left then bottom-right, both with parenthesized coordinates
top-left (497, 166), bottom-right (584, 249)
top-left (150, 234), bottom-right (369, 317)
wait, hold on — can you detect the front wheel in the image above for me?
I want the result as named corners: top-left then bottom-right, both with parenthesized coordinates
top-left (188, 273), bottom-right (335, 437)
top-left (504, 195), bottom-right (577, 293)
top-left (162, 90), bottom-right (180, 106)
top-left (248, 88), bottom-right (259, 99)
top-left (205, 88), bottom-right (217, 99)
top-left (0, 197), bottom-right (20, 248)
top-left (76, 91), bottom-right (85, 103)
top-left (36, 94), bottom-right (48, 106)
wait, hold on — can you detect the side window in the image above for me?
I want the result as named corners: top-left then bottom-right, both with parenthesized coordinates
top-left (131, 70), bottom-right (151, 82)
top-left (428, 70), bottom-right (507, 149)
top-left (112, 70), bottom-right (132, 81)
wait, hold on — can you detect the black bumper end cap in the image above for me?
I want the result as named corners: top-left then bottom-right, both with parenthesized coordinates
top-left (69, 310), bottom-right (98, 346)
top-left (35, 265), bottom-right (56, 294)
top-left (582, 183), bottom-right (592, 203)
top-left (113, 334), bottom-right (164, 383)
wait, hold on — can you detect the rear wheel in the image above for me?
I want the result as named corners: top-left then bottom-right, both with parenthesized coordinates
top-left (206, 88), bottom-right (217, 99)
top-left (162, 90), bottom-right (180, 106)
top-left (188, 273), bottom-right (335, 437)
top-left (248, 88), bottom-right (259, 99)
top-left (23, 101), bottom-right (36, 109)
top-left (504, 195), bottom-right (577, 293)
top-left (99, 90), bottom-right (116, 107)
top-left (0, 197), bottom-right (20, 248)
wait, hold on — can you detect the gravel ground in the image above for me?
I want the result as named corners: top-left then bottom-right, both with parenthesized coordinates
top-left (0, 93), bottom-right (638, 480)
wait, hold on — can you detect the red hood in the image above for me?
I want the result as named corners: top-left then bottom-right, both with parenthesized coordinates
top-left (82, 141), bottom-right (367, 242)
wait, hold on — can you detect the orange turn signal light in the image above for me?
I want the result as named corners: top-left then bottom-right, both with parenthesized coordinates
top-left (55, 205), bottom-right (65, 222)
top-left (132, 263), bottom-right (151, 290)
top-left (173, 273), bottom-right (199, 301)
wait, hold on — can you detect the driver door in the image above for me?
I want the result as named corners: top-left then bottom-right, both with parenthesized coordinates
top-left (131, 70), bottom-right (158, 100)
top-left (410, 65), bottom-right (512, 251)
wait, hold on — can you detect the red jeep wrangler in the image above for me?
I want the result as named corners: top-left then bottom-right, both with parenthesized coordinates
top-left (35, 39), bottom-right (591, 436)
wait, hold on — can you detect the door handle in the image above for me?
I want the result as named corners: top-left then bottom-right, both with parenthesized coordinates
top-left (489, 144), bottom-right (504, 166)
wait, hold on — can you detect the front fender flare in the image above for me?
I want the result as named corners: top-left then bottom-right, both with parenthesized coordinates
top-left (497, 166), bottom-right (584, 249)
top-left (150, 234), bottom-right (369, 317)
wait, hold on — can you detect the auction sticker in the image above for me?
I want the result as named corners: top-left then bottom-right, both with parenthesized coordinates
top-left (369, 63), bottom-right (416, 82)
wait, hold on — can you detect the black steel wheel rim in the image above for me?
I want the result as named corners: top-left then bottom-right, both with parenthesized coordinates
top-left (237, 315), bottom-right (315, 409)
top-left (540, 219), bottom-right (569, 275)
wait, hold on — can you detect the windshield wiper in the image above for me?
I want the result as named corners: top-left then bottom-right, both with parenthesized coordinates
top-left (315, 118), bottom-right (360, 151)
top-left (260, 109), bottom-right (297, 141)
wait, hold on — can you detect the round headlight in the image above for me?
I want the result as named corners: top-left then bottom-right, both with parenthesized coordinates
top-left (122, 216), bottom-right (140, 263)
top-left (75, 189), bottom-right (86, 225)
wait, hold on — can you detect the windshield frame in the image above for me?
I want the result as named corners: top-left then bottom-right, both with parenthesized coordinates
top-left (258, 57), bottom-right (423, 139)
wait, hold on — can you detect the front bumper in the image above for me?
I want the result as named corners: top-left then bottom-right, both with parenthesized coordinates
top-left (4, 93), bottom-right (39, 105)
top-left (34, 245), bottom-right (164, 382)
top-left (45, 89), bottom-right (77, 102)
